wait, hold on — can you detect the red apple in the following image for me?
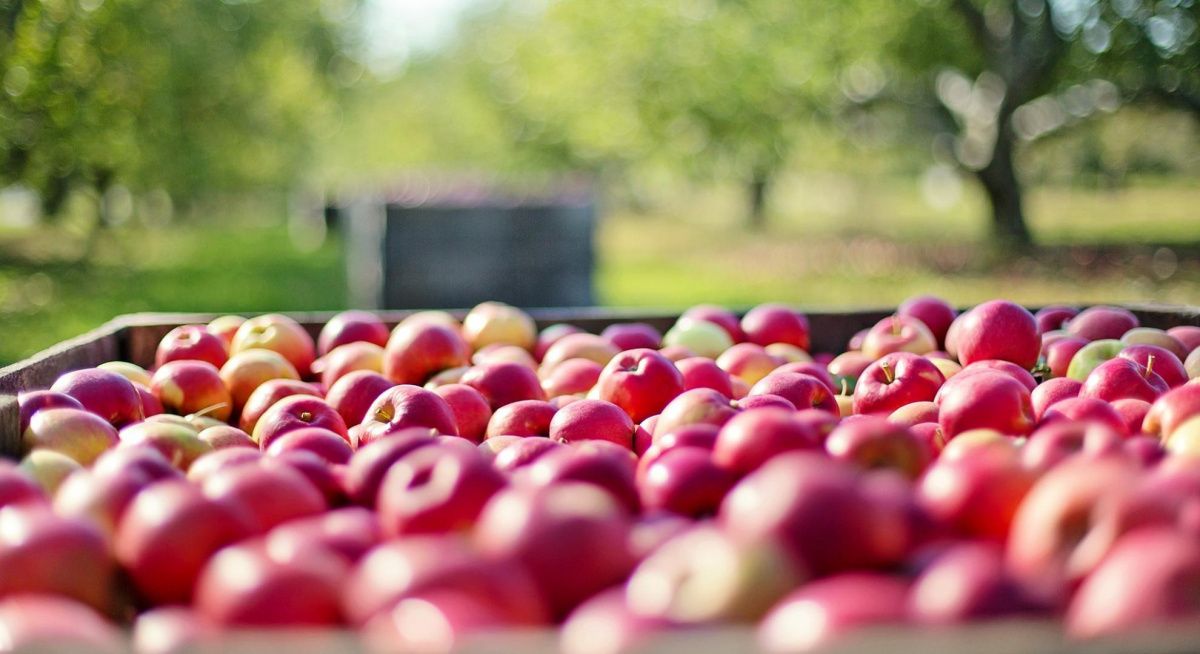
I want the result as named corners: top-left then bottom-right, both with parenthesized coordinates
top-left (151, 360), bottom-right (232, 422)
top-left (534, 323), bottom-right (583, 362)
top-left (674, 356), bottom-right (735, 397)
top-left (50, 367), bottom-right (143, 428)
top-left (155, 325), bottom-right (229, 370)
top-left (1168, 326), bottom-right (1200, 354)
top-left (540, 358), bottom-right (603, 398)
top-left (600, 322), bottom-right (662, 351)
top-left (1066, 305), bottom-right (1139, 341)
top-left (1112, 398), bottom-right (1152, 436)
top-left (852, 352), bottom-right (944, 416)
top-left (361, 590), bottom-right (513, 652)
top-left (318, 341), bottom-right (384, 388)
top-left (561, 588), bottom-right (676, 654)
top-left (342, 429), bottom-right (439, 507)
top-left (231, 313), bottom-right (317, 376)
top-left (265, 506), bottom-right (381, 566)
top-left (520, 445), bottom-right (640, 514)
top-left (1122, 327), bottom-right (1189, 361)
top-left (0, 504), bottom-right (113, 611)
top-left (1119, 344), bottom-right (1188, 388)
top-left (194, 540), bottom-right (344, 626)
top-left (253, 395), bottom-right (349, 449)
top-left (22, 407), bottom-right (118, 465)
top-left (118, 422), bottom-right (212, 472)
top-left (540, 333), bottom-right (619, 373)
top-left (432, 383), bottom-right (492, 443)
top-left (638, 446), bottom-right (737, 517)
top-left (736, 393), bottom-right (796, 412)
top-left (0, 460), bottom-right (47, 508)
top-left (954, 300), bottom-right (1040, 369)
top-left (888, 401), bottom-right (939, 427)
top-left (716, 343), bottom-right (783, 386)
top-left (265, 427), bottom-right (354, 463)
top-left (235, 378), bottom-right (319, 433)
top-left (898, 295), bottom-right (957, 346)
top-left (377, 445), bottom-right (506, 536)
top-left (219, 349), bottom-right (300, 412)
top-left (461, 301), bottom-right (536, 351)
top-left (917, 443), bottom-right (1035, 541)
top-left (682, 304), bottom-right (746, 343)
top-left (1080, 356), bottom-right (1168, 403)
top-left (1044, 336), bottom-right (1089, 378)
top-left (484, 399), bottom-right (557, 438)
top-left (0, 595), bottom-right (122, 651)
top-left (1030, 377), bottom-right (1082, 421)
top-left (741, 303), bottom-right (810, 350)
top-left (1040, 396), bottom-right (1128, 435)
top-left (492, 437), bottom-right (564, 473)
top-left (207, 315), bottom-right (246, 348)
top-left (197, 424), bottom-right (255, 450)
top-left (187, 448), bottom-right (263, 486)
top-left (827, 352), bottom-right (875, 390)
top-left (825, 416), bottom-right (932, 479)
top-left (937, 372), bottom-right (1034, 438)
top-left (384, 321), bottom-right (471, 385)
top-left (52, 467), bottom-right (150, 543)
top-left (17, 390), bottom-right (85, 436)
top-left (1035, 305), bottom-right (1078, 334)
top-left (595, 349), bottom-right (685, 423)
top-left (461, 361), bottom-right (547, 410)
top-left (909, 541), bottom-right (1046, 624)
top-left (653, 388), bottom-right (739, 439)
top-left (759, 573), bottom-right (910, 652)
top-left (749, 371), bottom-right (837, 414)
top-left (202, 459), bottom-right (327, 533)
top-left (712, 408), bottom-right (822, 474)
top-left (359, 385), bottom-right (457, 444)
top-left (860, 315), bottom-right (937, 360)
top-left (549, 399), bottom-right (635, 448)
top-left (1144, 383), bottom-right (1200, 440)
top-left (318, 310), bottom-right (390, 355)
top-left (1021, 421), bottom-right (1123, 472)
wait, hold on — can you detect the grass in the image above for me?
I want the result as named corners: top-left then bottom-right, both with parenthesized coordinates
top-left (0, 179), bottom-right (1198, 365)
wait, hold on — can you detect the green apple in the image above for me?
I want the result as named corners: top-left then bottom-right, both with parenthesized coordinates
top-left (663, 319), bottom-right (734, 359)
top-left (1066, 339), bottom-right (1124, 381)
top-left (19, 449), bottom-right (84, 495)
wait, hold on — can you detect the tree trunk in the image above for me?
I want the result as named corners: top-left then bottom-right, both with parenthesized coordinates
top-left (974, 123), bottom-right (1033, 249)
top-left (746, 171), bottom-right (770, 230)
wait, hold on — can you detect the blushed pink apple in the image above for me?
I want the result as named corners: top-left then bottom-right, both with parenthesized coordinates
top-left (549, 399), bottom-right (635, 447)
top-left (749, 372), bottom-right (837, 414)
top-left (1030, 377), bottom-right (1082, 421)
top-left (383, 321), bottom-right (471, 386)
top-left (1119, 344), bottom-right (1188, 388)
top-left (318, 310), bottom-right (390, 356)
top-left (432, 383), bottom-right (491, 443)
top-left (595, 349), bottom-right (684, 423)
top-left (540, 358), bottom-right (603, 398)
top-left (741, 303), bottom-right (810, 350)
top-left (534, 324), bottom-right (583, 362)
top-left (155, 325), bottom-right (229, 370)
top-left (1066, 305), bottom-right (1139, 341)
top-left (712, 408), bottom-right (822, 474)
top-left (151, 360), bottom-right (232, 422)
top-left (253, 395), bottom-right (348, 450)
top-left (716, 343), bottom-right (782, 386)
top-left (1035, 305), bottom-right (1078, 334)
top-left (18, 390), bottom-right (84, 436)
top-left (853, 352), bottom-right (944, 416)
top-left (759, 573), bottom-right (910, 652)
top-left (219, 349), bottom-right (300, 412)
top-left (600, 322), bottom-right (662, 351)
top-left (230, 313), bottom-right (317, 377)
top-left (825, 417), bottom-right (932, 479)
top-left (937, 372), bottom-right (1034, 438)
top-left (954, 300), bottom-right (1040, 369)
top-left (360, 385), bottom-right (457, 444)
top-left (324, 371), bottom-right (394, 428)
top-left (898, 295), bottom-right (957, 346)
top-left (51, 368), bottom-right (143, 428)
top-left (1080, 356), bottom-right (1168, 403)
top-left (318, 341), bottom-right (384, 388)
top-left (461, 361), bottom-right (547, 410)
top-left (1112, 398), bottom-right (1152, 436)
top-left (377, 445), bottom-right (506, 536)
top-left (860, 315), bottom-right (937, 360)
top-left (485, 399), bottom-right (557, 438)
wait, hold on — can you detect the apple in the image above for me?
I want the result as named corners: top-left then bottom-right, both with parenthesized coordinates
top-left (909, 541), bottom-right (1046, 624)
top-left (1064, 338), bottom-right (1123, 381)
top-left (888, 401), bottom-right (939, 427)
top-left (520, 445), bottom-right (640, 514)
top-left (673, 356), bottom-right (735, 397)
top-left (662, 319), bottom-right (734, 359)
top-left (711, 408), bottom-right (821, 474)
top-left (1188, 348), bottom-right (1200, 379)
top-left (825, 417), bottom-right (932, 479)
top-left (653, 388), bottom-right (739, 438)
top-left (594, 349), bottom-right (684, 423)
top-left (474, 483), bottom-right (635, 619)
top-left (472, 344), bottom-right (538, 369)
top-left (539, 333), bottom-right (619, 373)
top-left (219, 349), bottom-right (300, 412)
top-left (265, 427), bottom-right (355, 464)
top-left (0, 595), bottom-right (122, 651)
top-left (548, 399), bottom-right (635, 447)
top-left (1021, 421), bottom-right (1124, 472)
top-left (194, 539), bottom-right (344, 626)
top-left (21, 407), bottom-right (118, 466)
top-left (485, 399), bottom-right (557, 438)
top-left (237, 379), bottom-right (321, 433)
top-left (377, 445), bottom-right (506, 536)
top-left (639, 424), bottom-right (721, 479)
top-left (342, 428), bottom-right (439, 507)
top-left (361, 590), bottom-right (514, 652)
top-left (50, 367), bottom-right (143, 428)
top-left (265, 506), bottom-right (382, 565)
top-left (383, 321), bottom-right (471, 386)
top-left (132, 382), bottom-right (163, 418)
top-left (937, 428), bottom-right (1014, 461)
top-left (17, 450), bottom-right (82, 495)
top-left (1119, 344), bottom-right (1189, 388)
top-left (155, 325), bottom-right (229, 369)
top-left (324, 371), bottom-right (393, 429)
top-left (1112, 398), bottom-right (1152, 436)
top-left (929, 357), bottom-right (963, 381)
top-left (749, 372), bottom-right (837, 414)
top-left (97, 360), bottom-right (153, 388)
top-left (230, 313), bottom-right (317, 377)
top-left (17, 390), bottom-right (85, 436)
top-left (0, 504), bottom-right (113, 611)
top-left (150, 360), bottom-right (232, 422)
top-left (561, 588), bottom-right (676, 654)
top-left (1167, 325), bottom-right (1200, 354)
top-left (766, 343), bottom-right (813, 364)
top-left (540, 358), bottom-right (603, 398)
top-left (741, 303), bottom-right (810, 350)
top-left (852, 352), bottom-right (944, 416)
top-left (898, 295), bottom-right (957, 346)
top-left (682, 304), bottom-right (746, 343)
top-left (52, 465), bottom-right (153, 543)
top-left (359, 385), bottom-right (458, 445)
top-left (397, 310), bottom-right (461, 332)
top-left (1166, 415), bottom-right (1200, 457)
top-left (1080, 356), bottom-right (1168, 403)
top-left (917, 443), bottom-right (1035, 541)
top-left (759, 573), bottom-right (909, 651)
top-left (534, 323), bottom-right (583, 362)
top-left (1122, 327), bottom-right (1189, 361)
top-left (1066, 305), bottom-right (1139, 341)
top-left (0, 460), bottom-right (47, 507)
top-left (432, 383), bottom-right (492, 443)
top-left (317, 341), bottom-right (384, 388)
top-left (93, 445), bottom-right (181, 484)
top-left (1040, 397), bottom-right (1128, 435)
top-left (318, 310), bottom-right (390, 356)
top-left (1034, 305), bottom-right (1078, 334)
top-left (1030, 377), bottom-right (1082, 421)
top-left (132, 607), bottom-right (215, 654)
top-left (118, 422), bottom-right (212, 471)
top-left (860, 315), bottom-right (938, 360)
top-left (461, 301), bottom-right (537, 351)
top-left (202, 460), bottom-right (327, 533)
top-left (253, 395), bottom-right (349, 450)
top-left (187, 448), bottom-right (262, 486)
top-left (715, 343), bottom-right (782, 386)
top-left (937, 372), bottom-right (1034, 438)
top-left (601, 322), bottom-right (663, 351)
top-left (492, 437), bottom-right (564, 473)
top-left (637, 446), bottom-right (737, 517)
top-left (955, 360), bottom-right (1037, 391)
top-left (207, 315), bottom-right (246, 349)
top-left (461, 361), bottom-right (547, 410)
top-left (827, 352), bottom-right (874, 391)
top-left (736, 393), bottom-right (796, 412)
top-left (954, 300), bottom-right (1040, 369)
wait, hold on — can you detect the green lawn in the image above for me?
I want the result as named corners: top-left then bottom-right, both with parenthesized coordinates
top-left (1, 180), bottom-right (1197, 365)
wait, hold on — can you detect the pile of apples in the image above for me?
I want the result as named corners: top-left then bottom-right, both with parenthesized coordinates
top-left (6, 298), bottom-right (1200, 652)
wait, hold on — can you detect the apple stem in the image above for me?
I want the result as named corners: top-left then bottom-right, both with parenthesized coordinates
top-left (1144, 354), bottom-right (1156, 379)
top-left (880, 360), bottom-right (894, 384)
top-left (189, 402), bottom-right (230, 419)
top-left (840, 378), bottom-right (849, 396)
top-left (891, 317), bottom-right (902, 337)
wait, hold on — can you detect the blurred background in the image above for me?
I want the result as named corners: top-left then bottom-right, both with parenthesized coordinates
top-left (0, 0), bottom-right (1197, 364)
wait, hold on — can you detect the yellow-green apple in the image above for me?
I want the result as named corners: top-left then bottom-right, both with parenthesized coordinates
top-left (253, 395), bottom-right (349, 450)
top-left (954, 300), bottom-right (1040, 369)
top-left (861, 315), bottom-right (937, 360)
top-left (929, 357), bottom-right (963, 380)
top-left (898, 294), bottom-right (957, 346)
top-left (202, 460), bottom-right (326, 534)
top-left (1188, 348), bottom-right (1200, 379)
top-left (492, 436), bottom-right (565, 473)
top-left (155, 325), bottom-right (229, 369)
top-left (662, 319), bottom-right (733, 359)
top-left (317, 341), bottom-right (384, 388)
top-left (360, 385), bottom-right (458, 444)
top-left (1119, 344), bottom-right (1188, 388)
top-left (18, 391), bottom-right (84, 436)
top-left (852, 352), bottom-right (945, 416)
top-left (1112, 398), bottom-right (1152, 436)
top-left (653, 388), bottom-right (739, 438)
top-left (682, 304), bottom-right (746, 343)
top-left (909, 541), bottom-right (1047, 624)
top-left (765, 343), bottom-right (813, 363)
top-left (22, 408), bottom-right (118, 466)
top-left (485, 399), bottom-right (557, 438)
top-left (97, 361), bottom-right (153, 387)
top-left (461, 361), bottom-right (547, 410)
top-left (432, 383), bottom-right (491, 443)
top-left (118, 422), bottom-right (213, 471)
top-left (198, 425), bottom-right (256, 450)
top-left (151, 360), bottom-right (232, 422)
top-left (18, 450), bottom-right (82, 494)
top-left (1040, 397), bottom-right (1129, 435)
top-left (888, 401), bottom-right (939, 427)
top-left (741, 303), bottom-right (810, 350)
top-left (461, 301), bottom-right (536, 352)
top-left (207, 315), bottom-right (246, 349)
top-left (472, 344), bottom-right (538, 368)
top-left (1066, 305), bottom-right (1139, 341)
top-left (519, 444), bottom-right (640, 514)
top-left (626, 524), bottom-right (802, 623)
top-left (1080, 357), bottom-right (1168, 403)
top-left (825, 416), bottom-right (932, 479)
top-left (265, 427), bottom-right (354, 464)
top-left (937, 372), bottom-right (1034, 438)
top-left (549, 399), bottom-right (635, 447)
top-left (1122, 327), bottom-right (1189, 360)
top-left (595, 349), bottom-right (685, 423)
top-left (324, 371), bottom-right (393, 428)
top-left (230, 313), bottom-right (317, 377)
top-left (318, 310), bottom-right (389, 356)
top-left (474, 483), bottom-right (635, 620)
top-left (1065, 338), bottom-right (1124, 380)
top-left (1035, 305), bottom-right (1078, 334)
top-left (601, 322), bottom-right (663, 351)
top-left (193, 539), bottom-right (344, 627)
top-left (219, 349), bottom-right (300, 412)
top-left (398, 310), bottom-right (461, 332)
top-left (239, 379), bottom-right (323, 433)
top-left (0, 504), bottom-right (114, 612)
top-left (637, 446), bottom-right (737, 517)
top-left (827, 351), bottom-right (874, 391)
top-left (534, 323), bottom-right (583, 362)
top-left (539, 333), bottom-right (619, 373)
top-left (377, 445), bottom-right (506, 536)
top-left (1021, 420), bottom-right (1123, 472)
top-left (716, 343), bottom-right (783, 386)
top-left (674, 356), bottom-right (734, 396)
top-left (712, 408), bottom-right (825, 474)
top-left (1166, 415), bottom-right (1200, 457)
top-left (917, 442), bottom-right (1035, 541)
top-left (540, 358), bottom-right (603, 398)
top-left (50, 368), bottom-right (144, 428)
top-left (758, 572), bottom-right (909, 652)
top-left (383, 321), bottom-right (471, 385)
top-left (749, 371), bottom-right (837, 414)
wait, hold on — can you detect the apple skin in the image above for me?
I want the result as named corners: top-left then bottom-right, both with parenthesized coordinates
top-left (1066, 305), bottom-right (1139, 341)
top-left (361, 590), bottom-right (520, 653)
top-left (1144, 383), bottom-right (1200, 440)
top-left (0, 460), bottom-right (47, 508)
top-left (682, 304), bottom-right (746, 343)
top-left (954, 360), bottom-right (1037, 391)
top-left (853, 352), bottom-right (945, 416)
top-left (17, 390), bottom-right (85, 436)
top-left (115, 479), bottom-right (257, 605)
top-left (318, 309), bottom-right (390, 356)
top-left (712, 408), bottom-right (821, 474)
top-left (937, 372), bottom-right (1035, 438)
top-left (549, 399), bottom-right (635, 447)
top-left (1030, 377), bottom-right (1082, 421)
top-left (561, 588), bottom-right (676, 654)
top-left (377, 445), bottom-right (506, 536)
top-left (432, 383), bottom-right (492, 443)
top-left (22, 407), bottom-right (119, 466)
top-left (384, 321), bottom-right (471, 385)
top-left (155, 325), bottom-right (229, 370)
top-left (674, 356), bottom-right (735, 397)
top-left (1119, 344), bottom-right (1189, 388)
top-left (653, 388), bottom-right (739, 440)
top-left (758, 572), bottom-right (910, 652)
top-left (1035, 305), bottom-right (1078, 334)
top-left (202, 459), bottom-right (328, 534)
top-left (1112, 398), bottom-right (1152, 436)
top-left (265, 427), bottom-right (355, 464)
top-left (898, 295), bottom-right (957, 346)
top-left (1040, 395), bottom-right (1128, 434)
top-left (736, 393), bottom-right (796, 412)
top-left (131, 606), bottom-right (215, 654)
top-left (1122, 327), bottom-right (1189, 361)
top-left (93, 445), bottom-right (181, 484)
top-left (474, 483), bottom-right (636, 620)
top-left (130, 383), bottom-right (162, 419)
top-left (0, 595), bottom-right (123, 652)
top-left (637, 446), bottom-right (737, 517)
top-left (1065, 338), bottom-right (1124, 381)
top-left (827, 352), bottom-right (875, 392)
top-left (534, 323), bottom-right (584, 362)
top-left (324, 371), bottom-right (394, 429)
top-left (253, 395), bottom-right (349, 450)
top-left (954, 300), bottom-right (1040, 369)
top-left (342, 429), bottom-right (439, 507)
top-left (540, 333), bottom-right (620, 373)
top-left (239, 379), bottom-right (325, 434)
top-left (0, 504), bottom-right (114, 611)
top-left (774, 361), bottom-right (837, 394)
top-left (150, 360), bottom-right (232, 422)
top-left (461, 361), bottom-right (547, 410)
top-left (598, 322), bottom-right (662, 352)
top-left (265, 506), bottom-right (381, 567)
top-left (462, 301), bottom-right (537, 351)
top-left (187, 448), bottom-right (263, 486)
top-left (475, 343), bottom-right (539, 369)
top-left (1067, 527), bottom-right (1200, 638)
top-left (1041, 336), bottom-right (1087, 379)
top-left (519, 445), bottom-right (640, 514)
top-left (18, 450), bottom-right (83, 495)
top-left (360, 385), bottom-right (458, 444)
top-left (909, 541), bottom-right (1047, 624)
top-left (716, 343), bottom-right (783, 386)
top-left (741, 303), bottom-right (810, 350)
top-left (207, 315), bottom-right (246, 348)
top-left (1080, 356), bottom-right (1169, 403)
top-left (888, 401), bottom-right (939, 427)
top-left (219, 349), bottom-right (301, 412)
top-left (639, 424), bottom-right (721, 479)
top-left (749, 372), bottom-right (838, 414)
top-left (1167, 325), bottom-right (1200, 354)
top-left (917, 443), bottom-right (1036, 542)
top-left (485, 399), bottom-right (558, 438)
top-left (595, 348), bottom-right (685, 423)
top-left (663, 319), bottom-right (734, 359)
top-left (860, 315), bottom-right (938, 360)
top-left (825, 416), bottom-right (932, 479)
top-left (231, 313), bottom-right (317, 377)
top-left (1021, 421), bottom-right (1124, 472)
top-left (118, 422), bottom-right (212, 472)
top-left (50, 367), bottom-right (144, 428)
top-left (540, 358), bottom-right (603, 398)
top-left (317, 341), bottom-right (385, 388)
top-left (194, 540), bottom-right (344, 626)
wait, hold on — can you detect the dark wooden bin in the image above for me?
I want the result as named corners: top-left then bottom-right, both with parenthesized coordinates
top-left (1, 304), bottom-right (1199, 653)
